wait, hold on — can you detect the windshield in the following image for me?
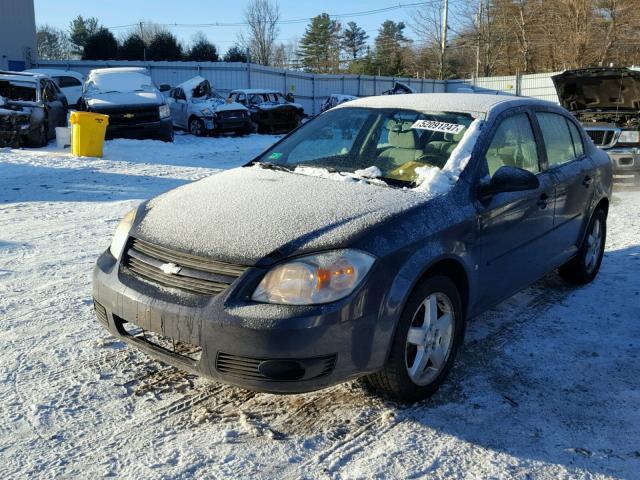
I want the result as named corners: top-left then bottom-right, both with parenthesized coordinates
top-left (0, 80), bottom-right (37, 102)
top-left (86, 72), bottom-right (155, 94)
top-left (257, 107), bottom-right (474, 185)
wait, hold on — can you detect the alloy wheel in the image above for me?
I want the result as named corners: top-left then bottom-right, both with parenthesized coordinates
top-left (405, 292), bottom-right (455, 386)
top-left (189, 119), bottom-right (203, 136)
top-left (585, 217), bottom-right (603, 274)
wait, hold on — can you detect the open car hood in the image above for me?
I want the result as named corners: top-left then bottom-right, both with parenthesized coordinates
top-left (132, 166), bottom-right (426, 265)
top-left (552, 68), bottom-right (640, 112)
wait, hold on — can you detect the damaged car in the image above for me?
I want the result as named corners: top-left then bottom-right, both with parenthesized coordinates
top-left (78, 67), bottom-right (174, 142)
top-left (0, 71), bottom-right (68, 148)
top-left (94, 93), bottom-right (612, 402)
top-left (553, 67), bottom-right (640, 185)
top-left (228, 89), bottom-right (304, 134)
top-left (320, 94), bottom-right (358, 113)
top-left (167, 76), bottom-right (252, 136)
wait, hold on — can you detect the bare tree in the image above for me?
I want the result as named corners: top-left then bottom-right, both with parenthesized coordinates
top-left (244, 0), bottom-right (280, 65)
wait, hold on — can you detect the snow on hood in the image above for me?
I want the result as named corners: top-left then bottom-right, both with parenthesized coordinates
top-left (198, 98), bottom-right (247, 113)
top-left (255, 102), bottom-right (303, 111)
top-left (552, 68), bottom-right (640, 112)
top-left (133, 166), bottom-right (428, 264)
top-left (414, 119), bottom-right (484, 194)
top-left (86, 91), bottom-right (163, 107)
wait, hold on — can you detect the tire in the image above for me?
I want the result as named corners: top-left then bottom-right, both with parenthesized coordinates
top-left (559, 208), bottom-right (606, 285)
top-left (160, 127), bottom-right (175, 143)
top-left (364, 275), bottom-right (465, 402)
top-left (188, 118), bottom-right (205, 137)
top-left (27, 122), bottom-right (48, 148)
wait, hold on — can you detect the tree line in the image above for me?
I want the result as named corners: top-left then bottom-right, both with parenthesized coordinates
top-left (36, 0), bottom-right (640, 78)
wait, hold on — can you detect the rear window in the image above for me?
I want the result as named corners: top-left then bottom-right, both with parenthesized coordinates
top-left (0, 80), bottom-right (37, 102)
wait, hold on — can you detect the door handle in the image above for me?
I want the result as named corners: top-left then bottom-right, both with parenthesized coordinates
top-left (582, 175), bottom-right (593, 187)
top-left (537, 193), bottom-right (549, 209)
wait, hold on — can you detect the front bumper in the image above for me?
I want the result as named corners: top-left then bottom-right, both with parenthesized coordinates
top-left (605, 148), bottom-right (640, 183)
top-left (214, 116), bottom-right (252, 133)
top-left (92, 249), bottom-right (388, 393)
top-left (106, 117), bottom-right (173, 140)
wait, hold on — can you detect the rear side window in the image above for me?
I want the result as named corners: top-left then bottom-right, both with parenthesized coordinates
top-left (536, 112), bottom-right (577, 167)
top-left (485, 113), bottom-right (539, 176)
top-left (55, 76), bottom-right (82, 88)
top-left (566, 120), bottom-right (584, 158)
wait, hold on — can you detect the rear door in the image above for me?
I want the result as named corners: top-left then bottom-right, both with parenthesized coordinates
top-left (534, 111), bottom-right (596, 263)
top-left (42, 79), bottom-right (66, 135)
top-left (475, 109), bottom-right (557, 309)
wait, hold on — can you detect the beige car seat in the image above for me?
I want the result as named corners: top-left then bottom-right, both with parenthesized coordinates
top-left (377, 120), bottom-right (424, 168)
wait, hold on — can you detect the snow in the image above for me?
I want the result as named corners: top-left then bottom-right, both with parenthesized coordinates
top-left (86, 91), bottom-right (163, 107)
top-left (414, 119), bottom-right (484, 194)
top-left (338, 92), bottom-right (556, 117)
top-left (1, 133), bottom-right (640, 479)
top-left (85, 68), bottom-right (155, 94)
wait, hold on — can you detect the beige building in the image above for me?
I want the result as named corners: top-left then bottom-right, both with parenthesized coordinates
top-left (0, 0), bottom-right (37, 70)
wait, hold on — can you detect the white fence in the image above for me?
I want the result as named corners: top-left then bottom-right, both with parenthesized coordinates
top-left (34, 59), bottom-right (560, 114)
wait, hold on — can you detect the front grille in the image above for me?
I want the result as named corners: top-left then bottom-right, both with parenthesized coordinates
top-left (216, 353), bottom-right (336, 381)
top-left (94, 300), bottom-right (108, 325)
top-left (99, 107), bottom-right (160, 126)
top-left (218, 110), bottom-right (245, 120)
top-left (123, 238), bottom-right (248, 296)
top-left (114, 315), bottom-right (202, 362)
top-left (586, 129), bottom-right (615, 146)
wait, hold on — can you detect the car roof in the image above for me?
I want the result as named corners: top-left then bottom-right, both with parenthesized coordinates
top-left (25, 68), bottom-right (84, 80)
top-left (0, 71), bottom-right (41, 83)
top-left (231, 89), bottom-right (280, 95)
top-left (336, 92), bottom-right (557, 117)
top-left (88, 67), bottom-right (149, 76)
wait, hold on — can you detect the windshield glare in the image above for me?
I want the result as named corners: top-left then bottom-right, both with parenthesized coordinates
top-left (86, 72), bottom-right (155, 94)
top-left (258, 107), bottom-right (474, 185)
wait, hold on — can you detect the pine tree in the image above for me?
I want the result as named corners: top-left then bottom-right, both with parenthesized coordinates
top-left (341, 21), bottom-right (368, 60)
top-left (223, 45), bottom-right (248, 63)
top-left (297, 13), bottom-right (342, 73)
top-left (187, 33), bottom-right (219, 62)
top-left (148, 32), bottom-right (183, 61)
top-left (118, 33), bottom-right (145, 60)
top-left (82, 28), bottom-right (118, 60)
top-left (374, 20), bottom-right (411, 76)
top-left (68, 15), bottom-right (99, 56)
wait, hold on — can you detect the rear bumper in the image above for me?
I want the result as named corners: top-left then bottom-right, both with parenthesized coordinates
top-left (92, 249), bottom-right (389, 393)
top-left (105, 117), bottom-right (173, 140)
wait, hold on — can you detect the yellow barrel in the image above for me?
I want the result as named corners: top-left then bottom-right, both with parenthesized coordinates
top-left (69, 111), bottom-right (109, 158)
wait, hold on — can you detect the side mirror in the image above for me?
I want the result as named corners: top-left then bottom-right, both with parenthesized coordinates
top-left (477, 165), bottom-right (539, 200)
top-left (159, 84), bottom-right (171, 92)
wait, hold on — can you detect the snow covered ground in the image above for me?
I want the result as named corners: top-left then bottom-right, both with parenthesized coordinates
top-left (1, 134), bottom-right (639, 479)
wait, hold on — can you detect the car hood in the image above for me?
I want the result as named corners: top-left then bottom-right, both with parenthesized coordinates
top-left (552, 68), bottom-right (640, 112)
top-left (132, 166), bottom-right (428, 265)
top-left (254, 102), bottom-right (303, 111)
top-left (195, 98), bottom-right (247, 113)
top-left (86, 91), bottom-right (163, 108)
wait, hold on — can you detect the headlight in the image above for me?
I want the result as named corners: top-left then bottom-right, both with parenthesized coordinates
top-left (618, 130), bottom-right (640, 143)
top-left (252, 249), bottom-right (375, 305)
top-left (109, 208), bottom-right (136, 259)
top-left (159, 104), bottom-right (171, 119)
top-left (201, 107), bottom-right (213, 116)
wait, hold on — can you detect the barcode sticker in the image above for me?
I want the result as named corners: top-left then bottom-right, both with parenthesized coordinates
top-left (411, 120), bottom-right (466, 134)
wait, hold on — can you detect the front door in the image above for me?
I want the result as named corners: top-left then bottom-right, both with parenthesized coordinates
top-left (475, 111), bottom-right (556, 310)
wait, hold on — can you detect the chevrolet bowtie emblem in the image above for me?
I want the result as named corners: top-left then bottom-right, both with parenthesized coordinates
top-left (123, 113), bottom-right (135, 118)
top-left (160, 262), bottom-right (182, 275)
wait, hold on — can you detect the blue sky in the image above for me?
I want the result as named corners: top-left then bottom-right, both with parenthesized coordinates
top-left (34, 0), bottom-right (426, 52)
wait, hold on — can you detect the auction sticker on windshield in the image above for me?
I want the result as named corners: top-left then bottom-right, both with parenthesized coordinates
top-left (411, 120), bottom-right (465, 134)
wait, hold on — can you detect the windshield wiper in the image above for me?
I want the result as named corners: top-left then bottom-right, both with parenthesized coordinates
top-left (254, 161), bottom-right (292, 173)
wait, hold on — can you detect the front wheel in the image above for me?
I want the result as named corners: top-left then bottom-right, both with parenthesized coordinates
top-left (364, 275), bottom-right (464, 402)
top-left (188, 118), bottom-right (205, 137)
top-left (559, 208), bottom-right (606, 285)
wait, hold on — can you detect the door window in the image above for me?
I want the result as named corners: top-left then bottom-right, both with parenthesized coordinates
top-left (566, 120), bottom-right (585, 158)
top-left (55, 76), bottom-right (82, 88)
top-left (485, 113), bottom-right (540, 176)
top-left (536, 112), bottom-right (578, 168)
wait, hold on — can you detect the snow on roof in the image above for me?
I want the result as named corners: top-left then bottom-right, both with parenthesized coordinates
top-left (0, 72), bottom-right (40, 83)
top-left (176, 75), bottom-right (208, 92)
top-left (337, 92), bottom-right (553, 117)
top-left (134, 166), bottom-right (428, 264)
top-left (24, 69), bottom-right (84, 80)
top-left (89, 67), bottom-right (149, 76)
top-left (231, 88), bottom-right (280, 95)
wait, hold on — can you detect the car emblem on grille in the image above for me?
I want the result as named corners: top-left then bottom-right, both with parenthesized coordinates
top-left (123, 113), bottom-right (135, 118)
top-left (160, 262), bottom-right (182, 275)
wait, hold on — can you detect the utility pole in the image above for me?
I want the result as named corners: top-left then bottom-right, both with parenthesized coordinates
top-left (440, 0), bottom-right (449, 80)
top-left (475, 0), bottom-right (482, 79)
top-left (139, 22), bottom-right (146, 61)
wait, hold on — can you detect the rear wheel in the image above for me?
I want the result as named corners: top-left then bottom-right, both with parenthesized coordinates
top-left (364, 275), bottom-right (464, 402)
top-left (559, 208), bottom-right (606, 285)
top-left (188, 118), bottom-right (205, 137)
